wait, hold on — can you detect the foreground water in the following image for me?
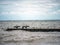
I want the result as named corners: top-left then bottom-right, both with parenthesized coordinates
top-left (0, 21), bottom-right (60, 45)
top-left (0, 29), bottom-right (60, 45)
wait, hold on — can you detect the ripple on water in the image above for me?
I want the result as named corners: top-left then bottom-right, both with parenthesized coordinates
top-left (0, 30), bottom-right (60, 45)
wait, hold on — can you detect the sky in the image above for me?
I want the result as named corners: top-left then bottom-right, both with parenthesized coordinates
top-left (0, 0), bottom-right (60, 20)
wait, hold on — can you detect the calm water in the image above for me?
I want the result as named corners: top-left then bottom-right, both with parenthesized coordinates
top-left (0, 20), bottom-right (60, 45)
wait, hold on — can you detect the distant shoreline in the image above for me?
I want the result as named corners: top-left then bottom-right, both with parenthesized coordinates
top-left (0, 20), bottom-right (60, 22)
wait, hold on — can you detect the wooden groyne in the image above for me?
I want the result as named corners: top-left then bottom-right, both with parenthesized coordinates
top-left (5, 25), bottom-right (60, 32)
top-left (6, 28), bottom-right (60, 32)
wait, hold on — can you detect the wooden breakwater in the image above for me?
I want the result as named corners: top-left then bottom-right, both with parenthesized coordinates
top-left (6, 28), bottom-right (60, 32)
top-left (5, 25), bottom-right (60, 32)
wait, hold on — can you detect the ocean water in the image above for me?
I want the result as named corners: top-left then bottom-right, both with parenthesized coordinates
top-left (0, 20), bottom-right (60, 45)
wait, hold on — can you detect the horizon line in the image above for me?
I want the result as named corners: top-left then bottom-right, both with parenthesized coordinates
top-left (0, 20), bottom-right (60, 22)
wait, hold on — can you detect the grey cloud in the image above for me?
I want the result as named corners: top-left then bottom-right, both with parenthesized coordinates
top-left (53, 0), bottom-right (60, 3)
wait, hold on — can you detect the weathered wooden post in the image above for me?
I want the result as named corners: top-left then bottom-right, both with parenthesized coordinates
top-left (14, 25), bottom-right (20, 29)
top-left (22, 26), bottom-right (29, 29)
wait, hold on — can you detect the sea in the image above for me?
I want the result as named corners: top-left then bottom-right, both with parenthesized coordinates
top-left (0, 20), bottom-right (60, 45)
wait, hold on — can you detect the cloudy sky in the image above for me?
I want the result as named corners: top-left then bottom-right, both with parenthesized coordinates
top-left (0, 0), bottom-right (60, 20)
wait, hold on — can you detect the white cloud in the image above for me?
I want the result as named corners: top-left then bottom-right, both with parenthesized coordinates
top-left (1, 0), bottom-right (60, 19)
top-left (52, 10), bottom-right (60, 14)
top-left (1, 12), bottom-right (9, 14)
